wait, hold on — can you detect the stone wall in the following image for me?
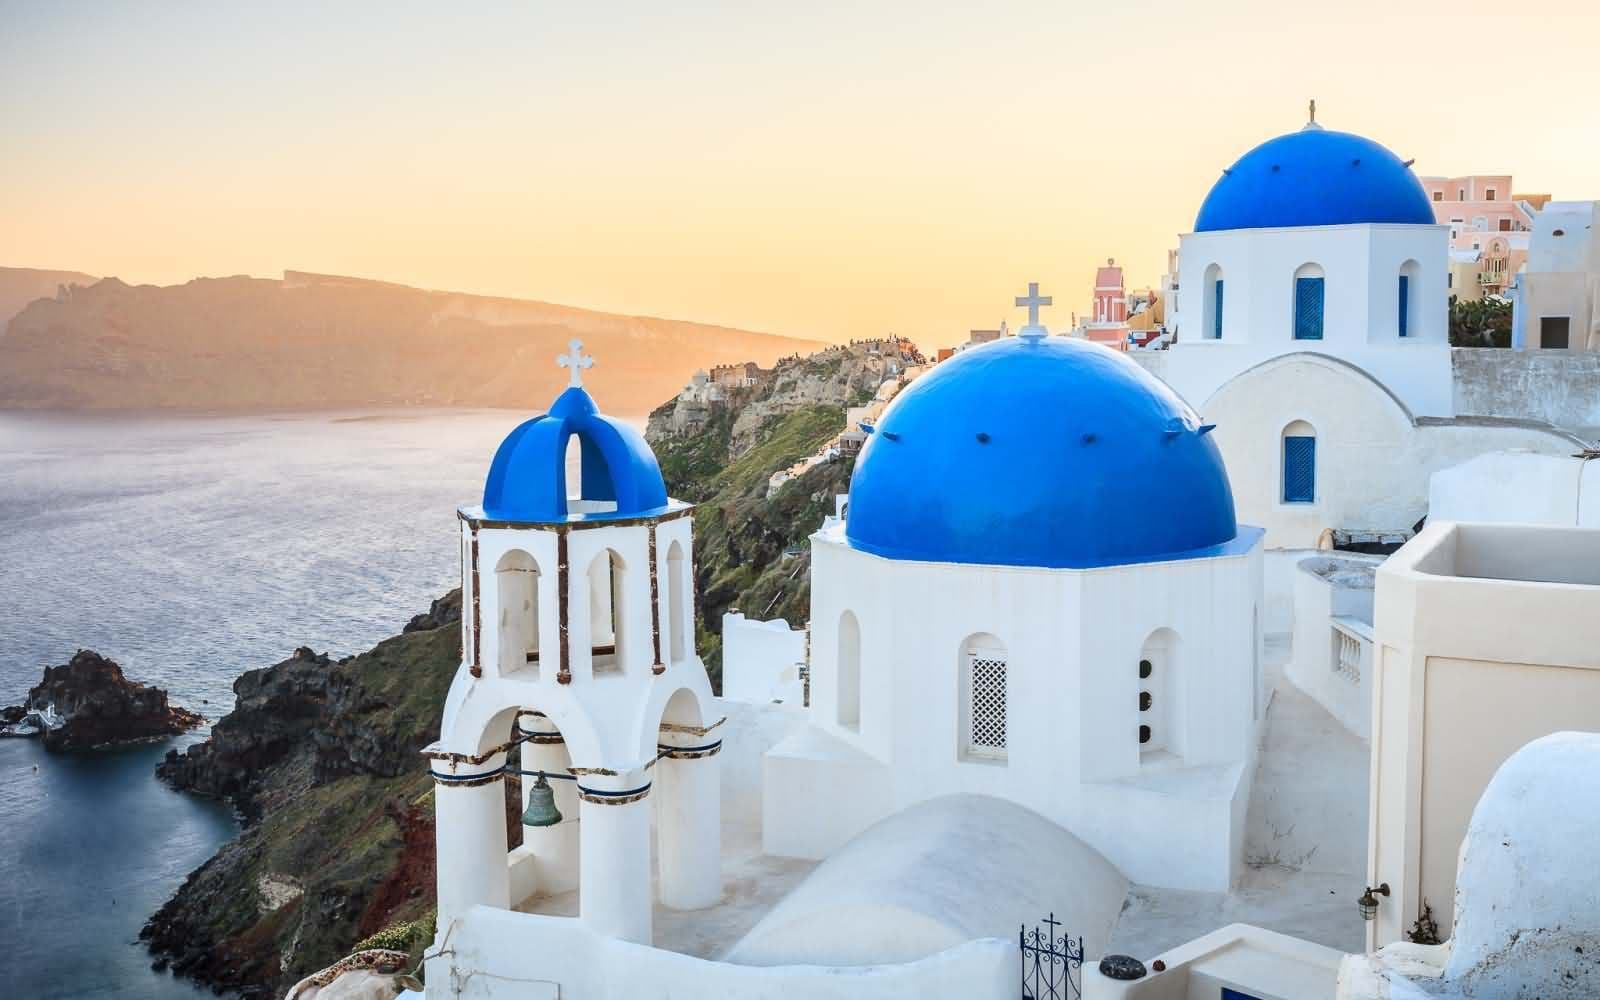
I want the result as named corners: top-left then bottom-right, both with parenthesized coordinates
top-left (1451, 347), bottom-right (1600, 433)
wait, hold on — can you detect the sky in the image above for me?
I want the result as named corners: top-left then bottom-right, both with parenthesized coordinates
top-left (3, 1), bottom-right (1597, 346)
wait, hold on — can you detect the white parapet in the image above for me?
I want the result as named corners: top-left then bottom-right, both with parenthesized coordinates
top-left (721, 612), bottom-right (807, 706)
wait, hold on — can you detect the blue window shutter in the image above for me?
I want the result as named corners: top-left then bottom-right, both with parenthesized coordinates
top-left (1398, 275), bottom-right (1410, 337)
top-left (1294, 277), bottom-right (1325, 340)
top-left (1214, 279), bottom-right (1225, 339)
top-left (1283, 436), bottom-right (1316, 503)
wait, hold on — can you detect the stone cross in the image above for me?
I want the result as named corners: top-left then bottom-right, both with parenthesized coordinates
top-left (1015, 282), bottom-right (1052, 340)
top-left (557, 339), bottom-right (594, 388)
top-left (1308, 98), bottom-right (1316, 125)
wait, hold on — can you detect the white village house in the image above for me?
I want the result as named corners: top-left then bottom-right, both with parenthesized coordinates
top-left (290, 114), bottom-right (1600, 1000)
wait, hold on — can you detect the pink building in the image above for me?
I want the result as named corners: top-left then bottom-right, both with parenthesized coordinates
top-left (1083, 258), bottom-right (1131, 350)
top-left (1419, 175), bottom-right (1536, 248)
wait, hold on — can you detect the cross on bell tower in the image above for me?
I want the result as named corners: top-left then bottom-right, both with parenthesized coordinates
top-left (1015, 282), bottom-right (1053, 341)
top-left (558, 339), bottom-right (594, 388)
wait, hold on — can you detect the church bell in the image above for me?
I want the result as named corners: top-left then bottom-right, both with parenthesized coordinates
top-left (520, 772), bottom-right (563, 827)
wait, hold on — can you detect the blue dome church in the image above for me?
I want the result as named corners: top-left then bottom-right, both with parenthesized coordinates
top-left (763, 292), bottom-right (1267, 893)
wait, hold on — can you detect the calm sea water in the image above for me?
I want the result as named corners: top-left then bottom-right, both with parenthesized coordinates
top-left (0, 409), bottom-right (619, 999)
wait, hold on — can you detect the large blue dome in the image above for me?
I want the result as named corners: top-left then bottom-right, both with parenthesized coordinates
top-left (845, 337), bottom-right (1240, 569)
top-left (481, 386), bottom-right (669, 523)
top-left (1195, 127), bottom-right (1435, 232)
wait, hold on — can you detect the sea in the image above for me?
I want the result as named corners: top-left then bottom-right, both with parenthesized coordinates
top-left (0, 409), bottom-right (630, 999)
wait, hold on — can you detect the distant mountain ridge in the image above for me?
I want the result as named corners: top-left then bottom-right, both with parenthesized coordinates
top-left (0, 266), bottom-right (98, 334)
top-left (0, 267), bottom-right (825, 412)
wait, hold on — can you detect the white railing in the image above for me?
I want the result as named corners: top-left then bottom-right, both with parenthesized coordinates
top-left (1331, 617), bottom-right (1371, 684)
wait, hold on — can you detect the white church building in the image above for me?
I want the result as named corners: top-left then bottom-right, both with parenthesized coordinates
top-left (764, 302), bottom-right (1266, 892)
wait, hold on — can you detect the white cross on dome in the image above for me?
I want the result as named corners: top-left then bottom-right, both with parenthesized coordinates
top-left (557, 339), bottom-right (594, 388)
top-left (1015, 282), bottom-right (1052, 340)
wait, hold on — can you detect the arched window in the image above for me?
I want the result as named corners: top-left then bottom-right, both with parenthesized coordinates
top-left (495, 549), bottom-right (541, 677)
top-left (960, 633), bottom-right (1008, 762)
top-left (1138, 628), bottom-right (1181, 759)
top-left (1398, 260), bottom-right (1420, 338)
top-left (1203, 263), bottom-right (1225, 340)
top-left (1281, 420), bottom-right (1316, 504)
top-left (666, 541), bottom-right (687, 664)
top-left (588, 548), bottom-right (626, 673)
top-left (837, 611), bottom-right (861, 731)
top-left (1293, 264), bottom-right (1325, 340)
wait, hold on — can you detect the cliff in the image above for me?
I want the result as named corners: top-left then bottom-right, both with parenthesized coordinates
top-left (0, 265), bottom-right (97, 332)
top-left (647, 340), bottom-right (921, 676)
top-left (144, 593), bottom-right (482, 998)
top-left (0, 650), bottom-right (202, 750)
top-left (0, 268), bottom-right (824, 412)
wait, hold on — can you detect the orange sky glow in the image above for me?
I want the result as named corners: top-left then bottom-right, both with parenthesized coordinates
top-left (3, 2), bottom-right (1597, 348)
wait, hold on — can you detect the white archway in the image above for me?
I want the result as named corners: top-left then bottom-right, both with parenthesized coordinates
top-left (837, 610), bottom-right (861, 731)
top-left (495, 549), bottom-right (541, 678)
top-left (588, 548), bottom-right (627, 674)
top-left (958, 632), bottom-right (1008, 763)
top-left (1138, 628), bottom-right (1182, 761)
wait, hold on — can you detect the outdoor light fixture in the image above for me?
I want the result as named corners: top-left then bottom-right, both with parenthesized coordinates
top-left (1358, 883), bottom-right (1390, 921)
top-left (520, 772), bottom-right (563, 827)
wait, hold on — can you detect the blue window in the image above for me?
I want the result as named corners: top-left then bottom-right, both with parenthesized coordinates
top-left (1213, 279), bottom-right (1225, 339)
top-left (1294, 277), bottom-right (1324, 340)
top-left (1283, 436), bottom-right (1316, 504)
top-left (1398, 275), bottom-right (1410, 337)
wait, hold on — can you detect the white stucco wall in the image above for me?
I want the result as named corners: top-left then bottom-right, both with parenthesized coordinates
top-left (721, 613), bottom-right (808, 705)
top-left (1429, 450), bottom-right (1600, 527)
top-left (1199, 352), bottom-right (1581, 549)
top-left (1367, 522), bottom-right (1600, 946)
top-left (428, 906), bottom-right (1017, 1000)
top-left (765, 524), bottom-right (1265, 892)
top-left (1450, 347), bottom-right (1600, 429)
top-left (1285, 556), bottom-right (1378, 741)
top-left (729, 795), bottom-right (1127, 968)
top-left (1173, 223), bottom-right (1452, 416)
top-left (1084, 924), bottom-right (1344, 1000)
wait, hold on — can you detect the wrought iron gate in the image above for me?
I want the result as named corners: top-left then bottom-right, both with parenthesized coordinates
top-left (1020, 913), bottom-right (1083, 1000)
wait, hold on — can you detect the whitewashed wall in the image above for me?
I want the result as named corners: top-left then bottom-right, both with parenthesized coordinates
top-left (721, 613), bottom-right (808, 705)
top-left (427, 906), bottom-right (1017, 1000)
top-left (1173, 223), bottom-right (1452, 416)
top-left (767, 524), bottom-right (1265, 891)
top-left (1201, 353), bottom-right (1581, 549)
top-left (1430, 451), bottom-right (1600, 527)
top-left (1285, 555), bottom-right (1378, 740)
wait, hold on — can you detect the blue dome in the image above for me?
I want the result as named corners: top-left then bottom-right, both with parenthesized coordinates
top-left (845, 337), bottom-right (1239, 569)
top-left (1195, 128), bottom-right (1435, 232)
top-left (482, 386), bottom-right (669, 523)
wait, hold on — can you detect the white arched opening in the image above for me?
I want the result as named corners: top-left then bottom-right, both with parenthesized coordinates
top-left (959, 632), bottom-right (1008, 763)
top-left (1281, 419), bottom-right (1317, 504)
top-left (1139, 628), bottom-right (1182, 761)
top-left (1203, 262), bottom-right (1225, 340)
top-left (837, 610), bottom-right (861, 731)
top-left (588, 548), bottom-right (626, 674)
top-left (1398, 259), bottom-right (1420, 338)
top-left (495, 549), bottom-right (541, 678)
top-left (667, 540), bottom-right (687, 664)
top-left (1293, 262), bottom-right (1325, 341)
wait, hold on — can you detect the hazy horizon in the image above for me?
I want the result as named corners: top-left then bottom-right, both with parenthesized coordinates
top-left (4, 2), bottom-right (1597, 345)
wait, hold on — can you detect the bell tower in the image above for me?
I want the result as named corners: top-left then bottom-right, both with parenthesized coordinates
top-left (424, 341), bottom-right (721, 950)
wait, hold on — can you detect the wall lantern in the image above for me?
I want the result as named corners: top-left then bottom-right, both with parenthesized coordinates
top-left (1358, 882), bottom-right (1391, 921)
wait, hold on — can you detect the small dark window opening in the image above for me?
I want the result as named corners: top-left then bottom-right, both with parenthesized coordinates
top-left (1541, 317), bottom-right (1571, 349)
top-left (1139, 659), bottom-right (1152, 679)
top-left (1139, 725), bottom-right (1152, 745)
top-left (1139, 691), bottom-right (1153, 711)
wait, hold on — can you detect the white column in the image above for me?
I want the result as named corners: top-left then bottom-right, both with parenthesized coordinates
top-left (520, 730), bottom-right (580, 896)
top-left (578, 775), bottom-right (653, 944)
top-left (433, 755), bottom-right (511, 929)
top-left (656, 744), bottom-right (722, 910)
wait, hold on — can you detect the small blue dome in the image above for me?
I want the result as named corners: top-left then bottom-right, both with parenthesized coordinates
top-left (846, 337), bottom-right (1239, 569)
top-left (482, 386), bottom-right (669, 523)
top-left (1195, 128), bottom-right (1435, 232)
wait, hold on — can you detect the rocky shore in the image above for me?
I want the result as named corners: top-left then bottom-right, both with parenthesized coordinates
top-left (0, 650), bottom-right (203, 751)
top-left (142, 591), bottom-right (475, 998)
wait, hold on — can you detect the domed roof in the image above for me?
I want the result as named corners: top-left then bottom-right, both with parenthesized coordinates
top-left (845, 336), bottom-right (1239, 569)
top-left (1194, 127), bottom-right (1435, 232)
top-left (482, 385), bottom-right (669, 523)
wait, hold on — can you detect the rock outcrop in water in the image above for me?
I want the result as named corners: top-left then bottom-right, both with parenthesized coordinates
top-left (0, 650), bottom-right (203, 751)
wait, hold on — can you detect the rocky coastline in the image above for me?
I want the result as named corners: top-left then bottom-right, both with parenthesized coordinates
top-left (0, 650), bottom-right (203, 751)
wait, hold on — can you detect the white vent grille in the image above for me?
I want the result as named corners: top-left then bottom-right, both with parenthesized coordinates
top-left (968, 653), bottom-right (1008, 756)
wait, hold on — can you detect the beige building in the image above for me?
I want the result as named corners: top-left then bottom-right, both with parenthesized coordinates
top-left (1366, 521), bottom-right (1600, 947)
top-left (1511, 200), bottom-right (1600, 350)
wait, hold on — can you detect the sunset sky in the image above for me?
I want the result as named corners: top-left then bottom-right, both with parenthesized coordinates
top-left (3, 2), bottom-right (1597, 346)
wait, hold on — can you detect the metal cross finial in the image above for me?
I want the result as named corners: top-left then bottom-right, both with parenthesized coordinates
top-left (557, 339), bottom-right (594, 388)
top-left (1015, 281), bottom-right (1052, 340)
top-left (1309, 98), bottom-right (1316, 124)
